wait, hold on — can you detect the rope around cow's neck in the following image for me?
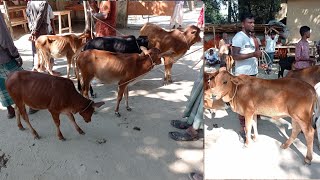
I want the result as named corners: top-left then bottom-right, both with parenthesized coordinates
top-left (79, 100), bottom-right (94, 114)
top-left (182, 33), bottom-right (190, 50)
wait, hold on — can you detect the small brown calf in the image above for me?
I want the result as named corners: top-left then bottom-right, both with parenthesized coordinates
top-left (210, 67), bottom-right (318, 165)
top-left (76, 47), bottom-right (171, 117)
top-left (5, 71), bottom-right (104, 140)
top-left (35, 31), bottom-right (92, 78)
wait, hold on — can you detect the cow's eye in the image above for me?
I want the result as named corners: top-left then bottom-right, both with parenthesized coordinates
top-left (223, 81), bottom-right (227, 84)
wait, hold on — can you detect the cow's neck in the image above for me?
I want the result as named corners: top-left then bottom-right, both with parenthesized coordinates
top-left (72, 94), bottom-right (92, 114)
top-left (136, 55), bottom-right (154, 75)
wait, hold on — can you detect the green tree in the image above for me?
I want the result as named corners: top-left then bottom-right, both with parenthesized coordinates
top-left (238, 0), bottom-right (281, 23)
top-left (203, 0), bottom-right (225, 24)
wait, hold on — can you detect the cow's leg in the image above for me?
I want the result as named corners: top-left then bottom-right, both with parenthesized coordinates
top-left (164, 57), bottom-right (174, 84)
top-left (66, 53), bottom-right (73, 79)
top-left (82, 75), bottom-right (93, 99)
top-left (300, 121), bottom-right (314, 165)
top-left (49, 111), bottom-right (65, 141)
top-left (280, 120), bottom-right (301, 149)
top-left (17, 104), bottom-right (40, 139)
top-left (252, 115), bottom-right (258, 142)
top-left (14, 105), bottom-right (24, 130)
top-left (244, 113), bottom-right (254, 147)
top-left (90, 85), bottom-right (95, 98)
top-left (66, 113), bottom-right (85, 135)
top-left (124, 86), bottom-right (131, 111)
top-left (115, 84), bottom-right (127, 117)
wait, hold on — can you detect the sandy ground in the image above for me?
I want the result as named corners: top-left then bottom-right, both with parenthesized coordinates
top-left (204, 65), bottom-right (320, 179)
top-left (0, 5), bottom-right (204, 180)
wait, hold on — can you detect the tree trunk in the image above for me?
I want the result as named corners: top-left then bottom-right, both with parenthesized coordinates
top-left (227, 0), bottom-right (232, 23)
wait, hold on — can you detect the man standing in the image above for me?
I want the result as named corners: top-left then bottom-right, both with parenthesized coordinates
top-left (170, 1), bottom-right (184, 29)
top-left (26, 1), bottom-right (48, 71)
top-left (294, 26), bottom-right (315, 69)
top-left (26, 0), bottom-right (49, 114)
top-left (0, 13), bottom-right (23, 118)
top-left (265, 27), bottom-right (280, 74)
top-left (231, 13), bottom-right (262, 142)
top-left (219, 32), bottom-right (231, 67)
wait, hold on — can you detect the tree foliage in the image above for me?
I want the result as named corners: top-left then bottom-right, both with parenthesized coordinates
top-left (204, 0), bottom-right (282, 24)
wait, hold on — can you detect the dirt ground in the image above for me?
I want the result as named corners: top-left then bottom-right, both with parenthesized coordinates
top-left (0, 5), bottom-right (204, 180)
top-left (204, 65), bottom-right (320, 179)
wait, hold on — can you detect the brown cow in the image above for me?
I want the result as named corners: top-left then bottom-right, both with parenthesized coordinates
top-left (76, 47), bottom-right (171, 117)
top-left (35, 31), bottom-right (92, 78)
top-left (286, 65), bottom-right (320, 149)
top-left (140, 23), bottom-right (201, 84)
top-left (210, 67), bottom-right (318, 165)
top-left (5, 71), bottom-right (104, 140)
top-left (285, 65), bottom-right (320, 86)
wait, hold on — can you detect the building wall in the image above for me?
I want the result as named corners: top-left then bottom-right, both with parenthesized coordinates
top-left (287, 0), bottom-right (320, 43)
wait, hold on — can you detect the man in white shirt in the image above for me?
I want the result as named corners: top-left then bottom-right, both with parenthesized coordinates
top-left (265, 27), bottom-right (279, 74)
top-left (231, 13), bottom-right (262, 143)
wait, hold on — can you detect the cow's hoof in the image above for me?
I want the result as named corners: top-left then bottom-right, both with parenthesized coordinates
top-left (304, 158), bottom-right (311, 166)
top-left (34, 135), bottom-right (40, 140)
top-left (18, 126), bottom-right (25, 131)
top-left (126, 107), bottom-right (132, 111)
top-left (252, 136), bottom-right (258, 142)
top-left (78, 129), bottom-right (85, 135)
top-left (115, 112), bottom-right (121, 117)
top-left (59, 137), bottom-right (66, 141)
top-left (91, 93), bottom-right (97, 98)
top-left (280, 143), bottom-right (288, 149)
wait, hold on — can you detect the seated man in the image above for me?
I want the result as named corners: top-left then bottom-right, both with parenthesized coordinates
top-left (205, 48), bottom-right (220, 66)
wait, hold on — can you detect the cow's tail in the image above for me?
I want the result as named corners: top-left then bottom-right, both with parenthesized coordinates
top-left (313, 83), bottom-right (320, 127)
top-left (73, 51), bottom-right (82, 93)
top-left (313, 83), bottom-right (320, 150)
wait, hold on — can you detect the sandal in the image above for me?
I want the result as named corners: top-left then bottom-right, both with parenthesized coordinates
top-left (169, 132), bottom-right (199, 141)
top-left (170, 120), bottom-right (191, 130)
top-left (188, 172), bottom-right (203, 180)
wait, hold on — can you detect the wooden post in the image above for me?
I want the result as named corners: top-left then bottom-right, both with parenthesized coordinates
top-left (3, 0), bottom-right (14, 39)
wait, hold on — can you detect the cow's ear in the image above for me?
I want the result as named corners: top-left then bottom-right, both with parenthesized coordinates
top-left (230, 76), bottom-right (244, 86)
top-left (140, 46), bottom-right (148, 54)
top-left (191, 30), bottom-right (197, 34)
top-left (92, 101), bottom-right (105, 108)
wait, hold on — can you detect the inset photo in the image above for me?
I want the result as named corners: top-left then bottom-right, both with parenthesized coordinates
top-left (203, 0), bottom-right (320, 179)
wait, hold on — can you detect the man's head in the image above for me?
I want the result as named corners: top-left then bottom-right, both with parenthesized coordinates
top-left (240, 13), bottom-right (255, 33)
top-left (209, 49), bottom-right (214, 54)
top-left (299, 26), bottom-right (311, 38)
top-left (222, 33), bottom-right (228, 39)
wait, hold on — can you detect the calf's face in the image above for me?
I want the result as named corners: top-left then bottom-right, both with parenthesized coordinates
top-left (79, 101), bottom-right (105, 122)
top-left (211, 68), bottom-right (234, 100)
top-left (185, 25), bottom-right (201, 44)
